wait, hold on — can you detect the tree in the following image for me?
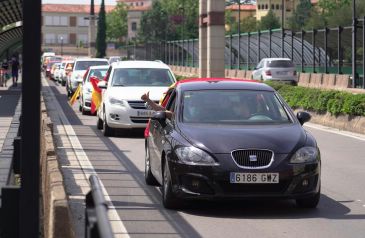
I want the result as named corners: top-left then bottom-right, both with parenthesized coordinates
top-left (96, 0), bottom-right (107, 58)
top-left (106, 3), bottom-right (128, 44)
top-left (288, 0), bottom-right (312, 31)
top-left (259, 10), bottom-right (280, 30)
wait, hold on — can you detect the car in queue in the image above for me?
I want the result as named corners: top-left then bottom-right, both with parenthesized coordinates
top-left (252, 58), bottom-right (297, 84)
top-left (96, 60), bottom-right (176, 136)
top-left (52, 62), bottom-right (63, 81)
top-left (66, 58), bottom-right (109, 97)
top-left (60, 61), bottom-right (74, 87)
top-left (145, 79), bottom-right (321, 209)
top-left (79, 65), bottom-right (109, 115)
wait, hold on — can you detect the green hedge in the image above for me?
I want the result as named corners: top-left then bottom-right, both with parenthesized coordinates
top-left (267, 82), bottom-right (365, 117)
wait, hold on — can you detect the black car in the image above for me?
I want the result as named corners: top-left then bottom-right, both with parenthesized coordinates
top-left (145, 80), bottom-right (321, 209)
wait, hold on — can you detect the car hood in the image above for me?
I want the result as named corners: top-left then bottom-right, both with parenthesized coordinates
top-left (178, 123), bottom-right (306, 154)
top-left (106, 86), bottom-right (168, 101)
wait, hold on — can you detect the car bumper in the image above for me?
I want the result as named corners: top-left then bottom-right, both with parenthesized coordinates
top-left (106, 104), bottom-right (152, 129)
top-left (82, 94), bottom-right (92, 111)
top-left (167, 156), bottom-right (320, 200)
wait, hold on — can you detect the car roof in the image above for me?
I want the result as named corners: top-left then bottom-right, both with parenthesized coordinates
top-left (177, 79), bottom-right (274, 92)
top-left (112, 60), bottom-right (170, 69)
top-left (74, 58), bottom-right (108, 62)
top-left (88, 65), bottom-right (110, 70)
top-left (262, 58), bottom-right (292, 61)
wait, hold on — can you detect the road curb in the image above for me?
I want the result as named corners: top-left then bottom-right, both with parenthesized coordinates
top-left (41, 99), bottom-right (75, 238)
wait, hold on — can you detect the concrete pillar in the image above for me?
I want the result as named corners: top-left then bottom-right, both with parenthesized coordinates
top-left (199, 0), bottom-right (208, 78)
top-left (88, 0), bottom-right (96, 57)
top-left (207, 0), bottom-right (225, 78)
top-left (88, 18), bottom-right (97, 57)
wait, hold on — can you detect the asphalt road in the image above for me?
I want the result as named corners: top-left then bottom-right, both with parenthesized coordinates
top-left (43, 77), bottom-right (365, 238)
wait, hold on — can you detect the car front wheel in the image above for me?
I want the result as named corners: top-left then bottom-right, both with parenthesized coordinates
top-left (162, 160), bottom-right (182, 209)
top-left (102, 113), bottom-right (113, 137)
top-left (145, 144), bottom-right (158, 186)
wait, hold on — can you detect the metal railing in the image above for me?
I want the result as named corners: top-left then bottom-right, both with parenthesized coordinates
top-left (85, 175), bottom-right (114, 238)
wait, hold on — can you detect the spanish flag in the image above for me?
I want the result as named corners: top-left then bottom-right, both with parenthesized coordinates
top-left (90, 77), bottom-right (102, 114)
top-left (69, 84), bottom-right (81, 106)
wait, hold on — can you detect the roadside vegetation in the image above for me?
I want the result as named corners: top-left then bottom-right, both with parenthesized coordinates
top-left (267, 82), bottom-right (365, 117)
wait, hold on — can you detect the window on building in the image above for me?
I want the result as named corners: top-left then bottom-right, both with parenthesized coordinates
top-left (141, 2), bottom-right (144, 6)
top-left (131, 22), bottom-right (137, 31)
top-left (271, 4), bottom-right (274, 9)
top-left (45, 33), bottom-right (56, 44)
top-left (265, 4), bottom-right (268, 9)
top-left (258, 5), bottom-right (261, 10)
top-left (77, 34), bottom-right (88, 46)
top-left (44, 16), bottom-right (68, 26)
top-left (276, 4), bottom-right (280, 10)
top-left (78, 16), bottom-right (89, 27)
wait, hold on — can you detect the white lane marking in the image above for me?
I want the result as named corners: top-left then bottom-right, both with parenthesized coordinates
top-left (43, 78), bottom-right (130, 237)
top-left (305, 123), bottom-right (365, 142)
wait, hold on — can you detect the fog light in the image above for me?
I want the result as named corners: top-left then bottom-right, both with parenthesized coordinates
top-left (302, 179), bottom-right (309, 186)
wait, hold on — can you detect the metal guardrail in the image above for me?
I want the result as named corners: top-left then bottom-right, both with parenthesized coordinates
top-left (85, 175), bottom-right (114, 238)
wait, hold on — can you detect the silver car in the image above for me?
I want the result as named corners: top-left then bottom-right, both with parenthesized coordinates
top-left (252, 58), bottom-right (298, 84)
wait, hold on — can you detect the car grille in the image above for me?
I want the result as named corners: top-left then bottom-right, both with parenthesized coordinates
top-left (220, 181), bottom-right (289, 194)
top-left (231, 149), bottom-right (273, 169)
top-left (130, 117), bottom-right (149, 124)
top-left (127, 100), bottom-right (159, 109)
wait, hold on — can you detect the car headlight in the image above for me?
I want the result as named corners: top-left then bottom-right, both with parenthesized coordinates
top-left (175, 146), bottom-right (219, 166)
top-left (290, 147), bottom-right (319, 164)
top-left (109, 97), bottom-right (126, 107)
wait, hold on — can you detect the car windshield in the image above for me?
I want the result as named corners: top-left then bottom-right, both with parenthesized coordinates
top-left (267, 60), bottom-right (294, 68)
top-left (87, 68), bottom-right (108, 81)
top-left (75, 60), bottom-right (108, 71)
top-left (111, 68), bottom-right (174, 87)
top-left (182, 90), bottom-right (291, 125)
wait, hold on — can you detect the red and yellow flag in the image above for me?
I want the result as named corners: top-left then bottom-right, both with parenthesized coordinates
top-left (90, 77), bottom-right (102, 114)
top-left (69, 84), bottom-right (81, 106)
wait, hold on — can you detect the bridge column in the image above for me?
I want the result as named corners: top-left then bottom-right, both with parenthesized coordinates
top-left (207, 0), bottom-right (225, 78)
top-left (88, 0), bottom-right (97, 57)
top-left (199, 0), bottom-right (207, 78)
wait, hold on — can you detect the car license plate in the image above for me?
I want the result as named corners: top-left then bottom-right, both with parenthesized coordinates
top-left (277, 71), bottom-right (289, 76)
top-left (230, 173), bottom-right (279, 184)
top-left (137, 110), bottom-right (154, 117)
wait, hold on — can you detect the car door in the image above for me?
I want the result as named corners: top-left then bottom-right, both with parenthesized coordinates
top-left (150, 90), bottom-right (177, 183)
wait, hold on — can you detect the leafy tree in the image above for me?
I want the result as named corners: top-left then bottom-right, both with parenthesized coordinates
top-left (288, 0), bottom-right (312, 30)
top-left (139, 0), bottom-right (199, 42)
top-left (259, 10), bottom-right (281, 30)
top-left (106, 3), bottom-right (128, 43)
top-left (96, 0), bottom-right (107, 58)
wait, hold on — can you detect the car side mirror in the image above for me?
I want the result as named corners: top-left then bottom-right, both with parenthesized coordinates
top-left (97, 81), bottom-right (107, 89)
top-left (151, 111), bottom-right (167, 124)
top-left (297, 111), bottom-right (311, 125)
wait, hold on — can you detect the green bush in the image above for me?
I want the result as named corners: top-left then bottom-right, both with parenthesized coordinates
top-left (266, 82), bottom-right (365, 117)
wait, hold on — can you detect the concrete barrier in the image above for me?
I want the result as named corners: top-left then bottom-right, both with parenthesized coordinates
top-left (236, 70), bottom-right (245, 79)
top-left (336, 74), bottom-right (351, 89)
top-left (41, 100), bottom-right (75, 238)
top-left (227, 69), bottom-right (237, 78)
top-left (322, 74), bottom-right (336, 89)
top-left (298, 73), bottom-right (311, 87)
top-left (310, 73), bottom-right (323, 88)
top-left (245, 70), bottom-right (253, 80)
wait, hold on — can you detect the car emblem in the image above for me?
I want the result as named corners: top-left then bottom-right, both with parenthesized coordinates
top-left (249, 155), bottom-right (258, 162)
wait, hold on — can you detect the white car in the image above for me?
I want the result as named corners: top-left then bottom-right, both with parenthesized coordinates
top-left (59, 60), bottom-right (74, 86)
top-left (96, 60), bottom-right (176, 136)
top-left (66, 58), bottom-right (109, 97)
top-left (252, 58), bottom-right (298, 84)
top-left (79, 65), bottom-right (109, 115)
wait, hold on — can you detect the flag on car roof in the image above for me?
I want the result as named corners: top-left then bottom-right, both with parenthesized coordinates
top-left (90, 77), bottom-right (102, 114)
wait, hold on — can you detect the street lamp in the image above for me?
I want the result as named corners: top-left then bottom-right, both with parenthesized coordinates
top-left (60, 36), bottom-right (64, 56)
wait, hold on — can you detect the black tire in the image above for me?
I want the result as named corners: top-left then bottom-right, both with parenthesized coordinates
top-left (81, 107), bottom-right (87, 115)
top-left (102, 113), bottom-right (113, 137)
top-left (96, 116), bottom-right (103, 130)
top-left (61, 80), bottom-right (66, 86)
top-left (162, 160), bottom-right (182, 209)
top-left (145, 144), bottom-right (159, 186)
top-left (79, 104), bottom-right (82, 112)
top-left (296, 191), bottom-right (320, 208)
